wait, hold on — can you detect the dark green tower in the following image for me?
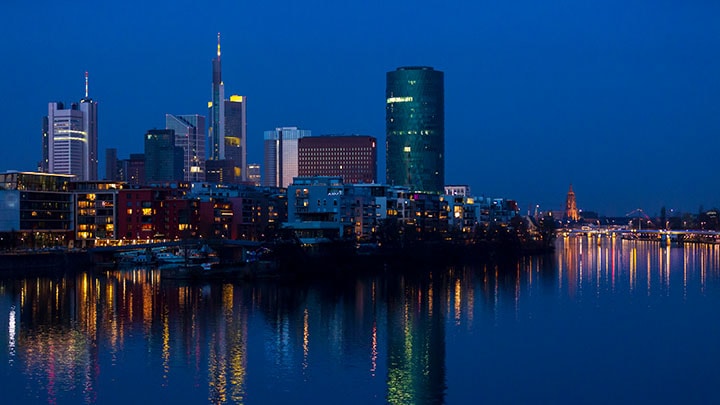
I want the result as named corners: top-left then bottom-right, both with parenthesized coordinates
top-left (386, 66), bottom-right (444, 193)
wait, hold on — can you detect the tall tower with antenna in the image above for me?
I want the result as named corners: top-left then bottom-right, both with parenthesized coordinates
top-left (209, 33), bottom-right (225, 161)
top-left (42, 72), bottom-right (98, 180)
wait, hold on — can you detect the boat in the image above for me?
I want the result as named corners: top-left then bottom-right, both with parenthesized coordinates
top-left (155, 251), bottom-right (185, 264)
top-left (115, 248), bottom-right (157, 267)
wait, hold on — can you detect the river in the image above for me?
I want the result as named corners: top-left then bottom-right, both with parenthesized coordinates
top-left (1, 235), bottom-right (720, 404)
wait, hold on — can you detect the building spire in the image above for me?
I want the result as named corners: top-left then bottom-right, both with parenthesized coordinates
top-left (84, 71), bottom-right (89, 98)
top-left (217, 32), bottom-right (221, 59)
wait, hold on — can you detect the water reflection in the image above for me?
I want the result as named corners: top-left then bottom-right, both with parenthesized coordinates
top-left (2, 238), bottom-right (720, 404)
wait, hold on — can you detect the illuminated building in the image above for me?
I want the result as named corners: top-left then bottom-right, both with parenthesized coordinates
top-left (166, 114), bottom-right (206, 182)
top-left (263, 127), bottom-right (311, 187)
top-left (565, 184), bottom-right (579, 221)
top-left (119, 153), bottom-right (145, 186)
top-left (247, 163), bottom-right (261, 186)
top-left (0, 171), bottom-right (73, 245)
top-left (208, 33), bottom-right (225, 161)
top-left (298, 135), bottom-right (377, 184)
top-left (73, 181), bottom-right (122, 244)
top-left (386, 66), bottom-right (444, 193)
top-left (224, 95), bottom-right (247, 182)
top-left (206, 159), bottom-right (237, 184)
top-left (144, 129), bottom-right (184, 184)
top-left (42, 72), bottom-right (98, 180)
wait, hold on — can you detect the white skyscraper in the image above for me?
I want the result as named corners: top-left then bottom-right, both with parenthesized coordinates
top-left (263, 127), bottom-right (311, 188)
top-left (43, 72), bottom-right (98, 181)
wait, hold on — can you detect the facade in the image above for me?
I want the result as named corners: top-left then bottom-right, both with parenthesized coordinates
top-left (247, 163), bottom-right (261, 186)
top-left (444, 185), bottom-right (470, 197)
top-left (224, 95), bottom-right (247, 182)
top-left (166, 114), bottom-right (206, 182)
top-left (206, 159), bottom-right (237, 184)
top-left (105, 148), bottom-right (118, 181)
top-left (285, 176), bottom-right (350, 241)
top-left (119, 153), bottom-right (145, 186)
top-left (43, 74), bottom-right (99, 181)
top-left (116, 185), bottom-right (193, 240)
top-left (263, 127), bottom-right (311, 188)
top-left (144, 129), bottom-right (184, 184)
top-left (386, 66), bottom-right (444, 193)
top-left (73, 181), bottom-right (122, 243)
top-left (0, 172), bottom-right (74, 246)
top-left (298, 135), bottom-right (377, 184)
top-left (208, 34), bottom-right (225, 161)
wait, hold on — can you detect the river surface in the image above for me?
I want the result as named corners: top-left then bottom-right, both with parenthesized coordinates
top-left (2, 236), bottom-right (720, 404)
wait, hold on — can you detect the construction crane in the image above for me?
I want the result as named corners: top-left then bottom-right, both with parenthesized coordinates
top-left (625, 208), bottom-right (653, 230)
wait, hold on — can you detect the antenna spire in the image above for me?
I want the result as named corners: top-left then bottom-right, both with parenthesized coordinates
top-left (84, 71), bottom-right (89, 98)
top-left (217, 32), bottom-right (221, 59)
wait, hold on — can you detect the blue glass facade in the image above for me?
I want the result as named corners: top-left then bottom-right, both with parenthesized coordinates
top-left (386, 66), bottom-right (444, 193)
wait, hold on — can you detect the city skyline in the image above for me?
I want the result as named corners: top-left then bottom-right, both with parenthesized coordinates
top-left (3, 1), bottom-right (720, 216)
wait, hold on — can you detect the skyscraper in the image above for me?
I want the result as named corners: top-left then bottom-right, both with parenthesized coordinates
top-left (105, 148), bottom-right (118, 180)
top-left (386, 66), bottom-right (444, 193)
top-left (208, 33), bottom-right (225, 161)
top-left (144, 129), bottom-right (184, 184)
top-left (43, 72), bottom-right (99, 181)
top-left (166, 114), bottom-right (206, 182)
top-left (224, 95), bottom-right (247, 181)
top-left (263, 127), bottom-right (311, 187)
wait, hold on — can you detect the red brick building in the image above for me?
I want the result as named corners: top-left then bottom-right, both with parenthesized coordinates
top-left (298, 135), bottom-right (377, 184)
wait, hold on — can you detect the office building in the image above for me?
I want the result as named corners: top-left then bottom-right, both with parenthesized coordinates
top-left (43, 72), bottom-right (99, 181)
top-left (298, 135), bottom-right (377, 184)
top-left (386, 66), bottom-right (444, 193)
top-left (208, 34), bottom-right (225, 161)
top-left (166, 114), bottom-right (206, 182)
top-left (247, 163), bottom-right (261, 186)
top-left (105, 148), bottom-right (118, 180)
top-left (263, 127), bottom-right (311, 188)
top-left (224, 95), bottom-right (247, 181)
top-left (144, 129), bottom-right (184, 184)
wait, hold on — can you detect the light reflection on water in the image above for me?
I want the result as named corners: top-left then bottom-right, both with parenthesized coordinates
top-left (1, 238), bottom-right (720, 404)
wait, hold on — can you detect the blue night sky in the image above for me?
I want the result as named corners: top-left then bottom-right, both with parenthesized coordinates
top-left (3, 0), bottom-right (720, 216)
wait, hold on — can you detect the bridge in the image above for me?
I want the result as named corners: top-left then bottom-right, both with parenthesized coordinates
top-left (561, 228), bottom-right (720, 244)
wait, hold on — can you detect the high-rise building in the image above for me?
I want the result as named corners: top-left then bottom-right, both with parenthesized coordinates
top-left (120, 153), bottom-right (145, 186)
top-left (208, 34), bottom-right (225, 161)
top-left (43, 72), bottom-right (99, 181)
top-left (386, 66), bottom-right (444, 193)
top-left (166, 114), bottom-right (206, 182)
top-left (565, 184), bottom-right (579, 221)
top-left (298, 135), bottom-right (377, 184)
top-left (247, 163), bottom-right (261, 186)
top-left (105, 148), bottom-right (118, 180)
top-left (144, 129), bottom-right (184, 184)
top-left (263, 127), bottom-right (311, 188)
top-left (224, 95), bottom-right (247, 181)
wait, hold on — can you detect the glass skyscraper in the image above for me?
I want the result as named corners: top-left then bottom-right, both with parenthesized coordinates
top-left (263, 127), bottom-right (311, 188)
top-left (386, 66), bottom-right (444, 193)
top-left (144, 129), bottom-right (184, 184)
top-left (166, 114), bottom-right (206, 182)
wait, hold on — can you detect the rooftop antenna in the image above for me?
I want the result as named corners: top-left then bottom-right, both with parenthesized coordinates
top-left (217, 32), bottom-right (221, 59)
top-left (84, 71), bottom-right (89, 98)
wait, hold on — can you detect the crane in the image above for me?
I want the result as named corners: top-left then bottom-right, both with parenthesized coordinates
top-left (625, 208), bottom-right (653, 230)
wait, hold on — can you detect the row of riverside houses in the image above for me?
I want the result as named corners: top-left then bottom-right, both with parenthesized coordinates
top-left (0, 171), bottom-right (529, 252)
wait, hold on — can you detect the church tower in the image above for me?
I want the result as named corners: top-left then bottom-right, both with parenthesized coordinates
top-left (565, 184), bottom-right (579, 221)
